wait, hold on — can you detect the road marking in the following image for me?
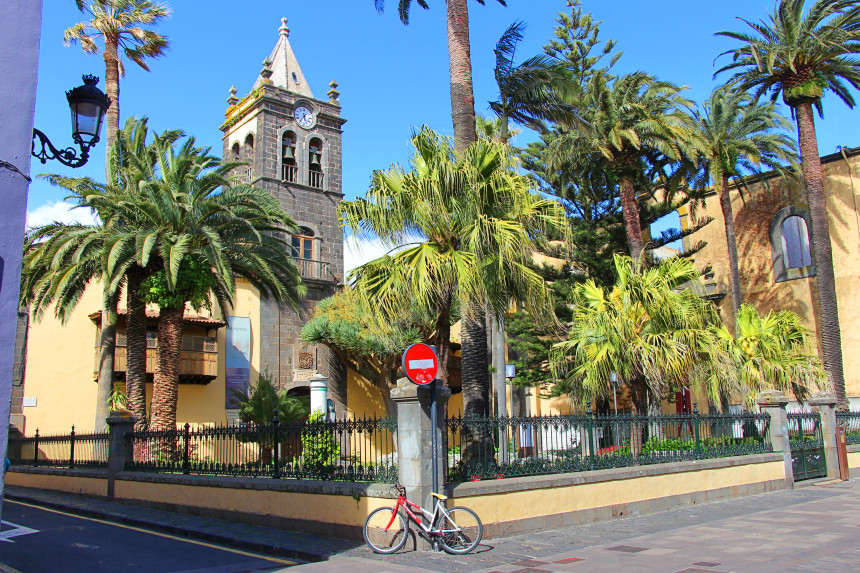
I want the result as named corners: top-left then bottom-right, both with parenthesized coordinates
top-left (5, 500), bottom-right (298, 565)
top-left (0, 521), bottom-right (39, 543)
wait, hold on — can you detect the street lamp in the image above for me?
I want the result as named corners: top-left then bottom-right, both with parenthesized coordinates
top-left (505, 363), bottom-right (516, 416)
top-left (31, 75), bottom-right (111, 168)
top-left (610, 371), bottom-right (618, 416)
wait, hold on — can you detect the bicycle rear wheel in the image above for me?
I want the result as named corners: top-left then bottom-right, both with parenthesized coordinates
top-left (437, 506), bottom-right (482, 554)
top-left (364, 507), bottom-right (408, 554)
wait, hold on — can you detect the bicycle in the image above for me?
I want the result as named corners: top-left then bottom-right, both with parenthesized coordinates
top-left (363, 484), bottom-right (483, 554)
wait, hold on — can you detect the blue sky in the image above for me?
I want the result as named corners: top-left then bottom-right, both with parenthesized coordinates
top-left (28, 1), bottom-right (858, 269)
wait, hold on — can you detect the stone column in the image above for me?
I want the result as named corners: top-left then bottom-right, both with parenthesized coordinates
top-left (392, 377), bottom-right (450, 550)
top-left (757, 390), bottom-right (793, 489)
top-left (309, 373), bottom-right (328, 415)
top-left (106, 411), bottom-right (137, 498)
top-left (808, 391), bottom-right (840, 479)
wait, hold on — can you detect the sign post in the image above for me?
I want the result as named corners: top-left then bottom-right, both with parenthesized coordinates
top-left (402, 343), bottom-right (440, 509)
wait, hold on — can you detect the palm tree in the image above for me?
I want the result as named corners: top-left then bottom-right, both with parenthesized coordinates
top-left (230, 371), bottom-right (309, 465)
top-left (712, 304), bottom-right (825, 409)
top-left (489, 20), bottom-right (576, 143)
top-left (555, 71), bottom-right (697, 262)
top-left (551, 254), bottom-right (719, 453)
top-left (716, 0), bottom-right (860, 408)
top-left (65, 0), bottom-right (170, 161)
top-left (341, 128), bottom-right (567, 463)
top-left (118, 131), bottom-right (305, 432)
top-left (20, 119), bottom-right (179, 429)
top-left (374, 0), bottom-right (507, 413)
top-left (341, 129), bottom-right (567, 455)
top-left (552, 254), bottom-right (719, 410)
top-left (692, 87), bottom-right (797, 318)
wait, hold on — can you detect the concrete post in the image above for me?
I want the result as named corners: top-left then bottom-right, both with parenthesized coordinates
top-left (392, 377), bottom-right (450, 550)
top-left (309, 373), bottom-right (328, 415)
top-left (808, 391), bottom-right (840, 479)
top-left (106, 411), bottom-right (137, 498)
top-left (757, 390), bottom-right (793, 489)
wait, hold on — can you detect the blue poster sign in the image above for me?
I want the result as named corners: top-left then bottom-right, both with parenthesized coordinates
top-left (226, 316), bottom-right (252, 408)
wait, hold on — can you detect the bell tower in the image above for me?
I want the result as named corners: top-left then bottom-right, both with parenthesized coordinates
top-left (220, 18), bottom-right (345, 401)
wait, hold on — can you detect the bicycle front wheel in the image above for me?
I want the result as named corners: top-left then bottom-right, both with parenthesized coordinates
top-left (438, 506), bottom-right (483, 554)
top-left (364, 506), bottom-right (408, 554)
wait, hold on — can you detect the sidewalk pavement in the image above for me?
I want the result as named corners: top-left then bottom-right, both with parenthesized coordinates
top-left (6, 478), bottom-right (860, 572)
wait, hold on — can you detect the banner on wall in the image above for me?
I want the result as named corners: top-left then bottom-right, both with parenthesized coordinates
top-left (225, 316), bottom-right (252, 409)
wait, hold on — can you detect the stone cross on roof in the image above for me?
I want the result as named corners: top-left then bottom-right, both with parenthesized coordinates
top-left (253, 17), bottom-right (313, 98)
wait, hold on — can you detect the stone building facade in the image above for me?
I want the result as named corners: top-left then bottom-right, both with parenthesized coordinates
top-left (220, 18), bottom-right (346, 403)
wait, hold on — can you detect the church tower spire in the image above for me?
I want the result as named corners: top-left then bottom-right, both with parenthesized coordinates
top-left (220, 17), bottom-right (346, 409)
top-left (252, 17), bottom-right (313, 98)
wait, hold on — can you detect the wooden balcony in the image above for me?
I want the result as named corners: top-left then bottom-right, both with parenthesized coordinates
top-left (109, 334), bottom-right (218, 385)
top-left (308, 170), bottom-right (324, 189)
top-left (295, 258), bottom-right (331, 282)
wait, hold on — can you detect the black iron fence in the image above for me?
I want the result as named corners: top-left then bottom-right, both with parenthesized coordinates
top-left (125, 416), bottom-right (397, 482)
top-left (445, 406), bottom-right (772, 482)
top-left (7, 427), bottom-right (109, 469)
top-left (836, 411), bottom-right (860, 445)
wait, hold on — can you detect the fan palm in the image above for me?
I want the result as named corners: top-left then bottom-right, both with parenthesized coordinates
top-left (692, 87), bottom-right (797, 318)
top-left (341, 128), bottom-right (567, 463)
top-left (554, 71), bottom-right (697, 262)
top-left (716, 0), bottom-right (860, 408)
top-left (551, 254), bottom-right (719, 416)
top-left (711, 304), bottom-right (825, 408)
top-left (65, 0), bottom-right (170, 160)
top-left (116, 133), bottom-right (305, 432)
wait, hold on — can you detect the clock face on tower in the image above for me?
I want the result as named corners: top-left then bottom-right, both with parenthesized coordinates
top-left (294, 106), bottom-right (314, 129)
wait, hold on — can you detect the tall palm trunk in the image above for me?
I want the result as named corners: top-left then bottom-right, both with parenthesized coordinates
top-left (435, 294), bottom-right (451, 388)
top-left (446, 0), bottom-right (477, 154)
top-left (460, 311), bottom-right (492, 466)
top-left (794, 101), bottom-right (847, 409)
top-left (126, 268), bottom-right (148, 429)
top-left (619, 173), bottom-right (645, 262)
top-left (103, 35), bottom-right (120, 171)
top-left (718, 174), bottom-right (742, 319)
top-left (94, 297), bottom-right (118, 430)
top-left (150, 305), bottom-right (184, 432)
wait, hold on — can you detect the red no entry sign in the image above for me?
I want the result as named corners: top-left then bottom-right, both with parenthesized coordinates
top-left (402, 343), bottom-right (438, 385)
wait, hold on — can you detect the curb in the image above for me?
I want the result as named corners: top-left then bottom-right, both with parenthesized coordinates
top-left (4, 491), bottom-right (322, 564)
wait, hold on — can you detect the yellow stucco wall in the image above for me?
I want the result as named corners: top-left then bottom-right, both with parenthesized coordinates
top-left (115, 480), bottom-right (390, 527)
top-left (22, 283), bottom-right (102, 435)
top-left (19, 279), bottom-right (262, 434)
top-left (451, 460), bottom-right (784, 524)
top-left (683, 152), bottom-right (860, 398)
top-left (4, 471), bottom-right (106, 497)
top-left (345, 367), bottom-right (387, 418)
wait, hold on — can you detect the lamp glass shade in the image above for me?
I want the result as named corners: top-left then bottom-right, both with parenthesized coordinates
top-left (70, 101), bottom-right (105, 145)
top-left (505, 364), bottom-right (516, 379)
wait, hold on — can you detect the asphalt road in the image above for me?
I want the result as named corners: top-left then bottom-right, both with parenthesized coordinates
top-left (0, 500), bottom-right (299, 573)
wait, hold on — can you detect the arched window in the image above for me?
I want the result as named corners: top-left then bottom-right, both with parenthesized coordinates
top-left (291, 226), bottom-right (315, 261)
top-left (308, 138), bottom-right (323, 189)
top-left (781, 216), bottom-right (812, 269)
top-left (243, 134), bottom-right (255, 183)
top-left (770, 206), bottom-right (815, 282)
top-left (281, 131), bottom-right (297, 182)
top-left (231, 142), bottom-right (240, 162)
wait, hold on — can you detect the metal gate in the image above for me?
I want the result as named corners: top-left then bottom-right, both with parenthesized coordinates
top-left (788, 412), bottom-right (826, 481)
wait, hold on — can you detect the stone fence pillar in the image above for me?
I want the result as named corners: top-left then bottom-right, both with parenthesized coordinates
top-left (808, 391), bottom-right (840, 479)
top-left (392, 377), bottom-right (450, 550)
top-left (309, 373), bottom-right (328, 415)
top-left (106, 411), bottom-right (137, 498)
top-left (757, 390), bottom-right (793, 489)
